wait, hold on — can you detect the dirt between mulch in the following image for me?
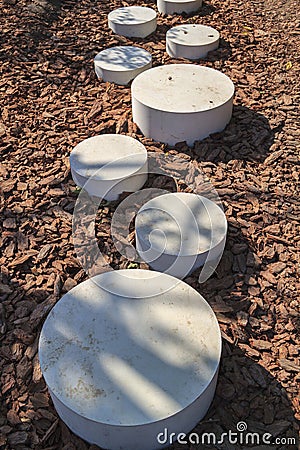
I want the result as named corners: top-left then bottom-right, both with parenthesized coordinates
top-left (0, 0), bottom-right (299, 448)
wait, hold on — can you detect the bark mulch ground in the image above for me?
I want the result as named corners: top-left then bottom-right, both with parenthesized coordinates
top-left (0, 0), bottom-right (299, 448)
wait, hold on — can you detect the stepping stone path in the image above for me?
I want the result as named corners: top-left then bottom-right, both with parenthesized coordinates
top-left (39, 269), bottom-right (221, 450)
top-left (94, 46), bottom-right (152, 85)
top-left (166, 24), bottom-right (220, 59)
top-left (108, 6), bottom-right (157, 38)
top-left (40, 1), bottom-right (236, 449)
top-left (135, 192), bottom-right (227, 279)
top-left (69, 134), bottom-right (148, 201)
top-left (132, 64), bottom-right (234, 146)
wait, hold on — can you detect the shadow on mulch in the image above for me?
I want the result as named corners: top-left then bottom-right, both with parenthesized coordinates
top-left (2, 0), bottom-right (76, 51)
top-left (206, 37), bottom-right (233, 62)
top-left (171, 105), bottom-right (279, 164)
top-left (181, 1), bottom-right (216, 18)
top-left (24, 0), bottom-right (63, 19)
top-left (163, 344), bottom-right (298, 449)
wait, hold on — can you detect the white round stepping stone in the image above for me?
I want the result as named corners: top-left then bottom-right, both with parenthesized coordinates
top-left (157, 0), bottom-right (202, 15)
top-left (135, 193), bottom-right (227, 279)
top-left (70, 134), bottom-right (148, 201)
top-left (166, 24), bottom-right (220, 59)
top-left (39, 269), bottom-right (221, 450)
top-left (108, 6), bottom-right (157, 38)
top-left (94, 46), bottom-right (152, 85)
top-left (131, 64), bottom-right (234, 145)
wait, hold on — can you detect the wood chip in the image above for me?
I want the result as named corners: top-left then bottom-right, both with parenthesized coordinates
top-left (250, 339), bottom-right (273, 350)
top-left (278, 359), bottom-right (300, 372)
top-left (3, 218), bottom-right (16, 229)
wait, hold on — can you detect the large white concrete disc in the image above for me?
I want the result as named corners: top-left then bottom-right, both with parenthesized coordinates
top-left (39, 270), bottom-right (221, 428)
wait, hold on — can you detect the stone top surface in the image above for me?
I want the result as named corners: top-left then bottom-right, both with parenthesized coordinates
top-left (108, 6), bottom-right (156, 24)
top-left (94, 46), bottom-right (152, 72)
top-left (70, 134), bottom-right (147, 180)
top-left (136, 193), bottom-right (227, 256)
top-left (131, 64), bottom-right (234, 113)
top-left (167, 24), bottom-right (219, 46)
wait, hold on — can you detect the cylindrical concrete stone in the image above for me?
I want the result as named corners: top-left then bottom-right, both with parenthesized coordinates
top-left (108, 6), bottom-right (157, 38)
top-left (131, 64), bottom-right (234, 146)
top-left (94, 46), bottom-right (152, 85)
top-left (39, 269), bottom-right (221, 450)
top-left (70, 134), bottom-right (148, 201)
top-left (166, 24), bottom-right (219, 59)
top-left (135, 193), bottom-right (227, 279)
top-left (157, 0), bottom-right (202, 15)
